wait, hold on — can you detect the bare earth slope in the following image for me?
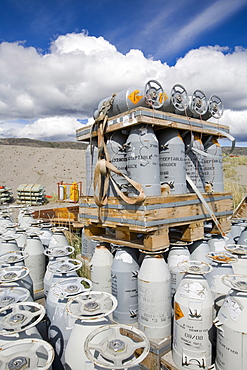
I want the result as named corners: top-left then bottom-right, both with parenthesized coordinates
top-left (0, 139), bottom-right (246, 201)
top-left (0, 143), bottom-right (86, 198)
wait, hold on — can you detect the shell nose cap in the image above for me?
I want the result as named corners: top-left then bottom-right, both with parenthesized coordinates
top-left (0, 296), bottom-right (15, 305)
top-left (85, 301), bottom-right (99, 311)
top-left (109, 339), bottom-right (125, 352)
top-left (10, 313), bottom-right (25, 323)
top-left (7, 357), bottom-right (29, 370)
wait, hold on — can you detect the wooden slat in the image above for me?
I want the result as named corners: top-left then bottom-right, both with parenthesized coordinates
top-left (33, 205), bottom-right (79, 222)
top-left (161, 351), bottom-right (179, 370)
top-left (231, 195), bottom-right (247, 220)
top-left (80, 191), bottom-right (233, 250)
top-left (82, 215), bottom-right (230, 251)
top-left (83, 224), bottom-right (170, 251)
top-left (180, 221), bottom-right (205, 241)
top-left (119, 324), bottom-right (171, 370)
top-left (79, 192), bottom-right (233, 232)
top-left (76, 107), bottom-right (230, 142)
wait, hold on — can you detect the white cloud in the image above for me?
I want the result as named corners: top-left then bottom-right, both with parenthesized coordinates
top-left (169, 46), bottom-right (247, 110)
top-left (0, 116), bottom-right (82, 141)
top-left (0, 32), bottom-right (246, 143)
top-left (50, 30), bottom-right (117, 55)
top-left (218, 109), bottom-right (247, 143)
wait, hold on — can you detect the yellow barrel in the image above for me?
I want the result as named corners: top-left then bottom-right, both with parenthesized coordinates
top-left (70, 182), bottom-right (79, 202)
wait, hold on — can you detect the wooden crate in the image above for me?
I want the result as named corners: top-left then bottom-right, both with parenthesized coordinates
top-left (76, 107), bottom-right (230, 142)
top-left (79, 192), bottom-right (233, 251)
top-left (79, 193), bottom-right (232, 231)
top-left (33, 204), bottom-right (81, 228)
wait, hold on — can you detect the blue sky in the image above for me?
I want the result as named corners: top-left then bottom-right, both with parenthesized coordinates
top-left (1, 0), bottom-right (247, 65)
top-left (0, 0), bottom-right (247, 143)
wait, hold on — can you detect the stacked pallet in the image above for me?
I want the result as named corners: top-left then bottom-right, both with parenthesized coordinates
top-left (75, 105), bottom-right (234, 369)
top-left (80, 192), bottom-right (232, 251)
top-left (17, 184), bottom-right (46, 205)
top-left (77, 106), bottom-right (233, 250)
top-left (0, 186), bottom-right (13, 204)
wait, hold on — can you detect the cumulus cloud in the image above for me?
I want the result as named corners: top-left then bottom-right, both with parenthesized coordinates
top-left (168, 46), bottom-right (247, 111)
top-left (219, 109), bottom-right (247, 142)
top-left (0, 32), bottom-right (246, 143)
top-left (0, 117), bottom-right (82, 141)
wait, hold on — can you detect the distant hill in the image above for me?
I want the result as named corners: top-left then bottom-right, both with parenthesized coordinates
top-left (0, 138), bottom-right (87, 149)
top-left (222, 146), bottom-right (247, 156)
top-left (0, 138), bottom-right (246, 156)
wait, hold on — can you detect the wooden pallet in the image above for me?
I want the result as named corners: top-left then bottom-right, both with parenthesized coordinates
top-left (83, 223), bottom-right (169, 251)
top-left (82, 220), bottom-right (229, 251)
top-left (33, 204), bottom-right (81, 228)
top-left (161, 351), bottom-right (179, 370)
top-left (76, 107), bottom-right (230, 142)
top-left (139, 336), bottom-right (171, 370)
top-left (79, 193), bottom-right (232, 231)
top-left (80, 192), bottom-right (233, 251)
top-left (231, 195), bottom-right (247, 220)
top-left (119, 324), bottom-right (171, 370)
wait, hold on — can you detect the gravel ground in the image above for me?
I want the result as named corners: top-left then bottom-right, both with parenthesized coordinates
top-left (234, 165), bottom-right (247, 186)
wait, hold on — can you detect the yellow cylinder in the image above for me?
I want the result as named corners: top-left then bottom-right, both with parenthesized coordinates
top-left (70, 182), bottom-right (79, 202)
top-left (63, 185), bottom-right (67, 200)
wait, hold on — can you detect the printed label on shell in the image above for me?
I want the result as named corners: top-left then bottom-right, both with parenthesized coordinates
top-left (182, 349), bottom-right (206, 368)
top-left (188, 301), bottom-right (202, 321)
top-left (128, 90), bottom-right (143, 104)
top-left (115, 253), bottom-right (133, 264)
top-left (179, 282), bottom-right (208, 300)
top-left (223, 296), bottom-right (242, 321)
top-left (123, 115), bottom-right (129, 124)
top-left (50, 236), bottom-right (59, 245)
top-left (123, 117), bottom-right (137, 126)
top-left (174, 302), bottom-right (184, 320)
top-left (163, 92), bottom-right (169, 102)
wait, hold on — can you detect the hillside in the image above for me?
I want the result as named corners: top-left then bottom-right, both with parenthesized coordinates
top-left (0, 138), bottom-right (246, 155)
top-left (0, 138), bottom-right (87, 149)
top-left (0, 138), bottom-right (246, 204)
top-left (0, 140), bottom-right (87, 198)
top-left (222, 146), bottom-right (247, 156)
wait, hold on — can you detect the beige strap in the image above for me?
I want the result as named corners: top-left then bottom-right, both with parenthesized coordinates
top-left (186, 174), bottom-right (226, 237)
top-left (92, 95), bottom-right (146, 210)
top-left (93, 158), bottom-right (146, 208)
